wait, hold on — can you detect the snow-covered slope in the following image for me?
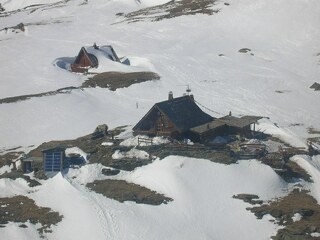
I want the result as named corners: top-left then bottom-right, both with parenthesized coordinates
top-left (1, 0), bottom-right (320, 239)
top-left (0, 0), bottom-right (319, 149)
top-left (0, 158), bottom-right (288, 240)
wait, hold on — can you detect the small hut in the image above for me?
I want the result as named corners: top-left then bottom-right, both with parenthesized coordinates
top-left (22, 157), bottom-right (42, 173)
top-left (190, 115), bottom-right (263, 141)
top-left (133, 93), bottom-right (214, 138)
top-left (71, 44), bottom-right (120, 73)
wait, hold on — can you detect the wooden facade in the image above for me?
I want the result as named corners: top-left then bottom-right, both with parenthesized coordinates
top-left (71, 47), bottom-right (98, 73)
top-left (133, 107), bottom-right (180, 137)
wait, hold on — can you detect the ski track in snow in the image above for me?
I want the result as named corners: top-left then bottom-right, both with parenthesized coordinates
top-left (64, 175), bottom-right (119, 239)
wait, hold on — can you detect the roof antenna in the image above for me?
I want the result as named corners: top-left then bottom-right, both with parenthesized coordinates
top-left (93, 42), bottom-right (99, 49)
top-left (186, 85), bottom-right (191, 95)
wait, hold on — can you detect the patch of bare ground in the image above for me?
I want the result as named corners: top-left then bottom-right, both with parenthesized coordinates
top-left (232, 194), bottom-right (263, 205)
top-left (0, 171), bottom-right (41, 187)
top-left (0, 151), bottom-right (23, 168)
top-left (0, 72), bottom-right (159, 105)
top-left (87, 179), bottom-right (172, 205)
top-left (308, 137), bottom-right (320, 144)
top-left (260, 153), bottom-right (312, 183)
top-left (0, 0), bottom-right (75, 17)
top-left (0, 195), bottom-right (62, 235)
top-left (135, 141), bottom-right (236, 164)
top-left (248, 189), bottom-right (320, 240)
top-left (0, 86), bottom-right (77, 105)
top-left (308, 127), bottom-right (320, 135)
top-left (82, 71), bottom-right (160, 91)
top-left (310, 82), bottom-right (320, 91)
top-left (122, 0), bottom-right (219, 23)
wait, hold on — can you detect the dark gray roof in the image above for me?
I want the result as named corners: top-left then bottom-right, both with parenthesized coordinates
top-left (219, 115), bottom-right (262, 128)
top-left (191, 115), bottom-right (262, 134)
top-left (190, 120), bottom-right (225, 134)
top-left (23, 157), bottom-right (42, 162)
top-left (154, 96), bottom-right (214, 132)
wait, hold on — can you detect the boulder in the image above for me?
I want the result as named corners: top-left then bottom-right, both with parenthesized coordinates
top-left (92, 124), bottom-right (108, 139)
top-left (310, 82), bottom-right (320, 91)
top-left (101, 168), bottom-right (120, 176)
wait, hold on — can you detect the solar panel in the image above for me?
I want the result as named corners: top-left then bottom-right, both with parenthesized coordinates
top-left (44, 151), bottom-right (62, 172)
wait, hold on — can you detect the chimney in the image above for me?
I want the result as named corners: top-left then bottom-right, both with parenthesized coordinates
top-left (190, 94), bottom-right (194, 101)
top-left (168, 91), bottom-right (173, 100)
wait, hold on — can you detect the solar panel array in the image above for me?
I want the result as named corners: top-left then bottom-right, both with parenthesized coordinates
top-left (44, 151), bottom-right (62, 172)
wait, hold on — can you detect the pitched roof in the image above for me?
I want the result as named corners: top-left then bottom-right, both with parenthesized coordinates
top-left (154, 96), bottom-right (214, 132)
top-left (84, 45), bottom-right (120, 62)
top-left (74, 45), bottom-right (120, 68)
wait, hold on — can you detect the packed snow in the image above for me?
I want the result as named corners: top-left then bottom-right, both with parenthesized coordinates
top-left (292, 213), bottom-right (302, 222)
top-left (0, 165), bottom-right (12, 175)
top-left (112, 148), bottom-right (149, 159)
top-left (65, 147), bottom-right (89, 162)
top-left (101, 141), bottom-right (114, 146)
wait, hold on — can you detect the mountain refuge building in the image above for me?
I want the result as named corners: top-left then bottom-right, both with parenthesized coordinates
top-left (133, 92), bottom-right (263, 142)
top-left (71, 43), bottom-right (121, 73)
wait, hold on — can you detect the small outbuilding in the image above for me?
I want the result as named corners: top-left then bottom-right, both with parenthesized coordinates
top-left (133, 93), bottom-right (214, 138)
top-left (22, 157), bottom-right (42, 173)
top-left (71, 43), bottom-right (120, 73)
top-left (190, 115), bottom-right (263, 142)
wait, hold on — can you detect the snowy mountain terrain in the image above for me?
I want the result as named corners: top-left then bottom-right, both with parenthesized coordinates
top-left (1, 0), bottom-right (320, 239)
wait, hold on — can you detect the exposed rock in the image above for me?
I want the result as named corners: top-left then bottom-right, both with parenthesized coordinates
top-left (123, 0), bottom-right (219, 23)
top-left (82, 71), bottom-right (160, 91)
top-left (0, 151), bottom-right (24, 168)
top-left (233, 194), bottom-right (263, 205)
top-left (0, 171), bottom-right (41, 187)
top-left (87, 179), bottom-right (172, 205)
top-left (238, 48), bottom-right (251, 53)
top-left (101, 168), bottom-right (120, 176)
top-left (310, 82), bottom-right (320, 91)
top-left (248, 189), bottom-right (320, 240)
top-left (13, 23), bottom-right (25, 32)
top-left (92, 124), bottom-right (109, 140)
top-left (0, 195), bottom-right (62, 235)
top-left (260, 154), bottom-right (312, 183)
top-left (34, 170), bottom-right (48, 180)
